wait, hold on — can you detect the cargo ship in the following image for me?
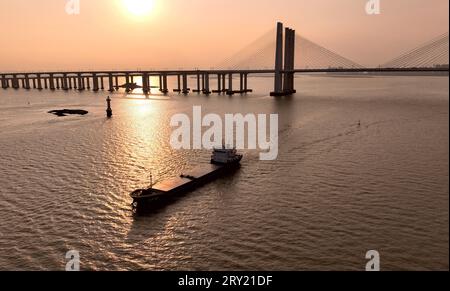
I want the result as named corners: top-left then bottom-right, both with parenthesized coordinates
top-left (130, 147), bottom-right (243, 213)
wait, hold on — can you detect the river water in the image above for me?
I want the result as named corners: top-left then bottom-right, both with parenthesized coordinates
top-left (0, 74), bottom-right (448, 271)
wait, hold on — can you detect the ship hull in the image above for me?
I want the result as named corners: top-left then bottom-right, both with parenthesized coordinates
top-left (132, 161), bottom-right (241, 213)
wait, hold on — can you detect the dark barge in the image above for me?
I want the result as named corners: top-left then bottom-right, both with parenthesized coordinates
top-left (130, 147), bottom-right (243, 213)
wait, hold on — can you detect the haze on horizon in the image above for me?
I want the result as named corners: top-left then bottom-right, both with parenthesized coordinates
top-left (0, 0), bottom-right (448, 72)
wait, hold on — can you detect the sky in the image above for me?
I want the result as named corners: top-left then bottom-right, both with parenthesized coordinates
top-left (0, 0), bottom-right (448, 71)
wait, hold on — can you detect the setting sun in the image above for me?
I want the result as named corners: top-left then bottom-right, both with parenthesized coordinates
top-left (122, 0), bottom-right (155, 16)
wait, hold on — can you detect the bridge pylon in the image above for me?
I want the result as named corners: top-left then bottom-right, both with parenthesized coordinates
top-left (271, 22), bottom-right (296, 97)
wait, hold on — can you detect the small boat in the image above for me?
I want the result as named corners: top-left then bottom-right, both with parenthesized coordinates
top-left (130, 147), bottom-right (243, 213)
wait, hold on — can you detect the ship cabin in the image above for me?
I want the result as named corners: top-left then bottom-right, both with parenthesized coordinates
top-left (211, 147), bottom-right (242, 164)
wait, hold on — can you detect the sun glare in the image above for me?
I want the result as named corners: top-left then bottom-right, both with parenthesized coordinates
top-left (122, 0), bottom-right (155, 16)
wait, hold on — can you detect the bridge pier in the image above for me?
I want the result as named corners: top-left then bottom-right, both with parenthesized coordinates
top-left (182, 74), bottom-right (189, 94)
top-left (15, 76), bottom-right (21, 89)
top-left (36, 74), bottom-right (42, 90)
top-left (201, 74), bottom-right (205, 94)
top-left (222, 74), bottom-right (227, 92)
top-left (160, 74), bottom-right (169, 93)
top-left (77, 74), bottom-right (83, 91)
top-left (174, 74), bottom-right (181, 92)
top-left (114, 76), bottom-right (119, 91)
top-left (213, 74), bottom-right (222, 93)
top-left (193, 73), bottom-right (201, 93)
top-left (49, 74), bottom-right (55, 90)
top-left (201, 74), bottom-right (205, 92)
top-left (85, 77), bottom-right (90, 90)
top-left (226, 73), bottom-right (234, 95)
top-left (108, 74), bottom-right (114, 92)
top-left (203, 73), bottom-right (211, 95)
top-left (25, 75), bottom-right (31, 90)
top-left (244, 73), bottom-right (250, 92)
top-left (142, 73), bottom-right (150, 94)
top-left (163, 74), bottom-right (169, 93)
top-left (240, 73), bottom-right (244, 92)
top-left (239, 73), bottom-right (252, 94)
top-left (125, 74), bottom-right (131, 92)
top-left (100, 76), bottom-right (105, 90)
top-left (54, 77), bottom-right (57, 90)
top-left (92, 74), bottom-right (99, 91)
top-left (61, 75), bottom-right (67, 90)
top-left (12, 75), bottom-right (19, 89)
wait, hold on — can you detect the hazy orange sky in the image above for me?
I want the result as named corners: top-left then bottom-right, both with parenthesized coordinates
top-left (0, 0), bottom-right (448, 71)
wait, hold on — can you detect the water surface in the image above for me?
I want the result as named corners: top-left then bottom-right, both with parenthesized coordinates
top-left (0, 75), bottom-right (448, 270)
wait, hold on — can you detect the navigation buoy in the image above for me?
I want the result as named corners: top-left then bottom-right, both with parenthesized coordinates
top-left (106, 96), bottom-right (113, 118)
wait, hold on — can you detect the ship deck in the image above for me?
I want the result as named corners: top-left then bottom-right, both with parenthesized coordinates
top-left (153, 164), bottom-right (222, 193)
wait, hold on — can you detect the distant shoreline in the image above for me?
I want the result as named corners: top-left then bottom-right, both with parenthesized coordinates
top-left (252, 71), bottom-right (449, 78)
top-left (323, 71), bottom-right (449, 77)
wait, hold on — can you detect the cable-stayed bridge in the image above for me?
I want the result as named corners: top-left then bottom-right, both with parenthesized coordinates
top-left (218, 27), bottom-right (448, 71)
top-left (382, 33), bottom-right (449, 69)
top-left (217, 28), bottom-right (364, 70)
top-left (1, 23), bottom-right (448, 96)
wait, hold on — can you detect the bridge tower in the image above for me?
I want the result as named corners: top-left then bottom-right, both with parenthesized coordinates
top-left (270, 22), bottom-right (296, 96)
